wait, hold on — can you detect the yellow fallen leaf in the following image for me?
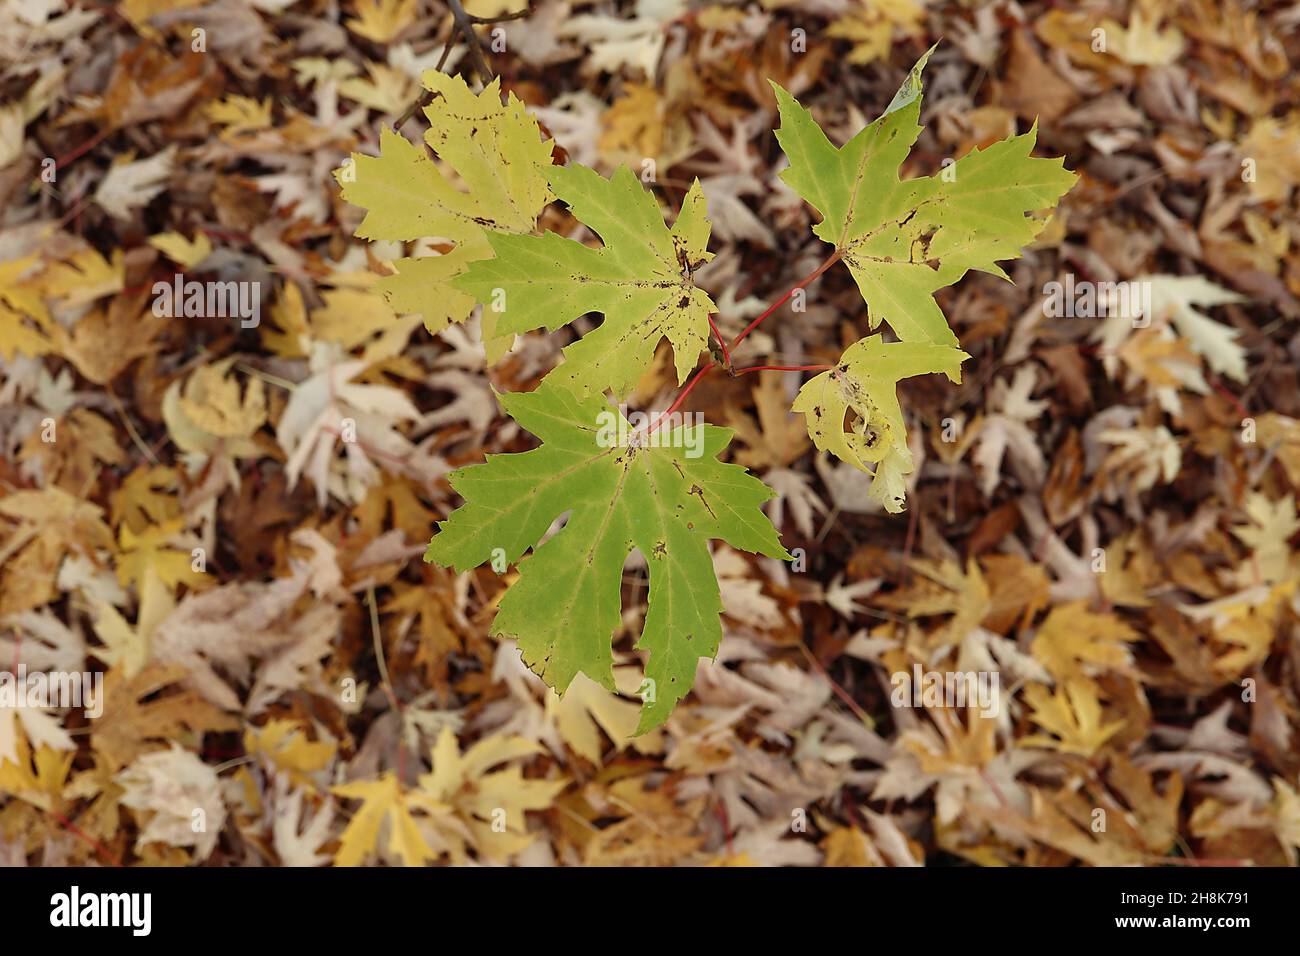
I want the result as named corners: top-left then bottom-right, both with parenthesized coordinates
top-left (331, 772), bottom-right (439, 867)
top-left (203, 95), bottom-right (273, 138)
top-left (1100, 11), bottom-right (1185, 65)
top-left (148, 230), bottom-right (213, 269)
top-left (1022, 678), bottom-right (1126, 756)
top-left (1029, 601), bottom-right (1138, 682)
top-left (345, 0), bottom-right (418, 44)
top-left (245, 719), bottom-right (336, 781)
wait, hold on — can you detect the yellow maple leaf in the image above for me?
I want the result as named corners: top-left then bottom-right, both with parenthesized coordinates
top-left (53, 294), bottom-right (167, 385)
top-left (339, 62), bottom-right (417, 115)
top-left (203, 95), bottom-right (273, 139)
top-left (177, 361), bottom-right (267, 440)
top-left (1231, 492), bottom-right (1300, 586)
top-left (115, 518), bottom-right (210, 593)
top-left (261, 281), bottom-right (311, 358)
top-left (827, 0), bottom-right (926, 66)
top-left (309, 282), bottom-right (420, 361)
top-left (418, 727), bottom-right (566, 862)
top-left (0, 488), bottom-right (114, 616)
top-left (821, 826), bottom-right (877, 867)
top-left (1182, 580), bottom-right (1297, 677)
top-left (597, 83), bottom-right (691, 173)
top-left (345, 0), bottom-right (418, 44)
top-left (245, 719), bottom-right (336, 784)
top-left (1022, 678), bottom-right (1125, 757)
top-left (163, 360), bottom-right (266, 458)
top-left (0, 733), bottom-right (74, 813)
top-left (331, 771), bottom-right (440, 867)
top-left (546, 668), bottom-right (665, 764)
top-left (148, 230), bottom-right (213, 268)
top-left (40, 247), bottom-right (125, 308)
top-left (1029, 601), bottom-right (1138, 682)
top-left (332, 728), bottom-right (564, 866)
top-left (1240, 116), bottom-right (1300, 204)
top-left (338, 70), bottom-right (553, 342)
top-left (91, 565), bottom-right (174, 678)
top-left (0, 253), bottom-right (54, 360)
top-left (1100, 10), bottom-right (1185, 65)
top-left (111, 465), bottom-right (182, 534)
top-left (353, 475), bottom-right (438, 543)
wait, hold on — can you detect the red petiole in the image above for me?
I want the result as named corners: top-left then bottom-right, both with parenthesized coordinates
top-left (641, 251), bottom-right (843, 436)
top-left (645, 365), bottom-right (713, 437)
top-left (729, 248), bottom-right (843, 351)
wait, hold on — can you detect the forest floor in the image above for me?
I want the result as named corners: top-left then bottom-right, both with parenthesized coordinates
top-left (2, 0), bottom-right (1300, 867)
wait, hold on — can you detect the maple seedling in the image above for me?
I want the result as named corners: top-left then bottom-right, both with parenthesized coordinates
top-left (340, 47), bottom-right (1077, 731)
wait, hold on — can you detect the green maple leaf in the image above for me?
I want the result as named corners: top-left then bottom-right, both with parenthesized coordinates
top-left (337, 72), bottom-right (554, 339)
top-left (772, 48), bottom-right (1075, 509)
top-left (772, 47), bottom-right (1077, 347)
top-left (792, 337), bottom-right (968, 512)
top-left (453, 164), bottom-right (716, 398)
top-left (424, 379), bottom-right (789, 732)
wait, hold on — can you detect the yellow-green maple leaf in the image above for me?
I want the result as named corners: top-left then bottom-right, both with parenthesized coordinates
top-left (793, 337), bottom-right (967, 511)
top-left (453, 164), bottom-right (716, 398)
top-left (773, 49), bottom-right (1076, 347)
top-left (338, 71), bottom-right (554, 337)
top-left (772, 49), bottom-right (1076, 510)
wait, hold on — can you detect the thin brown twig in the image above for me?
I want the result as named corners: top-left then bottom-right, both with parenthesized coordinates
top-left (393, 1), bottom-right (535, 129)
top-left (466, 4), bottom-right (534, 23)
top-left (446, 0), bottom-right (493, 84)
top-left (367, 586), bottom-right (409, 785)
top-left (46, 807), bottom-right (122, 867)
top-left (796, 637), bottom-right (874, 728)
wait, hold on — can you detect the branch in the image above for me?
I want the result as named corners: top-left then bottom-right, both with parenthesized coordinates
top-left (467, 4), bottom-right (534, 23)
top-left (392, 1), bottom-right (536, 130)
top-left (446, 0), bottom-right (494, 84)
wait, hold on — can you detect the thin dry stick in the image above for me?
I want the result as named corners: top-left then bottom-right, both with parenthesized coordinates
top-left (367, 585), bottom-right (409, 784)
top-left (393, 1), bottom-right (536, 128)
top-left (796, 637), bottom-right (874, 728)
top-left (45, 806), bottom-right (122, 867)
top-left (107, 386), bottom-right (159, 464)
